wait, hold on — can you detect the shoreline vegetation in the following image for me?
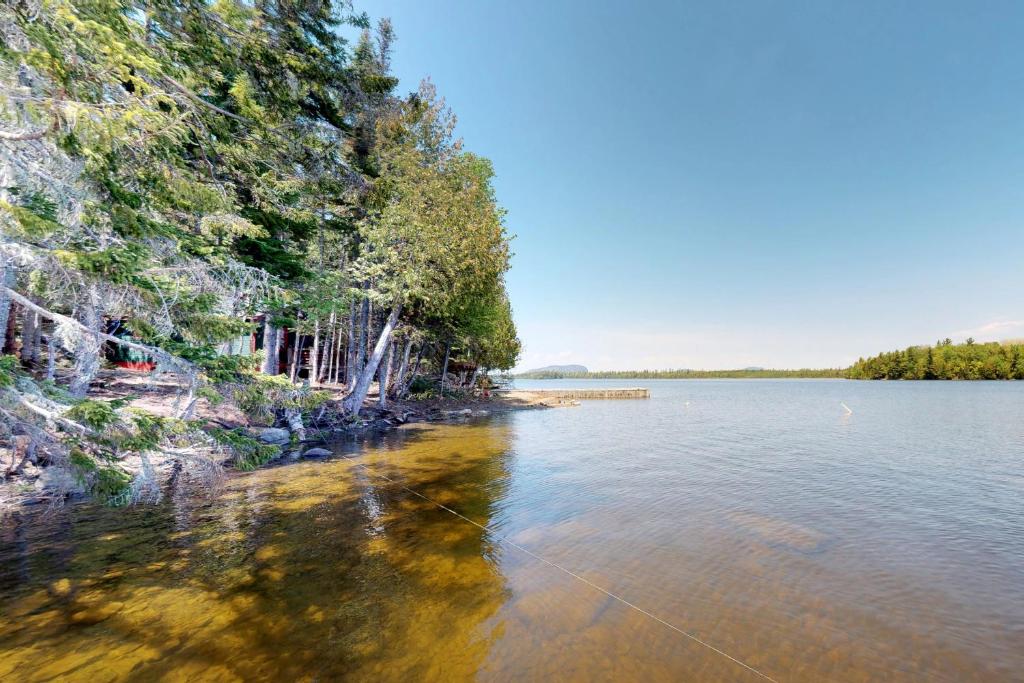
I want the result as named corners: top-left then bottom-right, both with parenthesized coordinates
top-left (0, 1), bottom-right (522, 511)
top-left (846, 339), bottom-right (1024, 380)
top-left (517, 339), bottom-right (1024, 381)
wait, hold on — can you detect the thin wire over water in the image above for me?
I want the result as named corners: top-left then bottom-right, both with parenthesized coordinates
top-left (338, 453), bottom-right (779, 682)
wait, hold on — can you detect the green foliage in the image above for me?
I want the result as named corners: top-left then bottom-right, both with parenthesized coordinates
top-left (178, 314), bottom-right (253, 346)
top-left (118, 411), bottom-right (188, 453)
top-left (66, 399), bottom-right (123, 430)
top-left (407, 375), bottom-right (435, 395)
top-left (1, 198), bottom-right (62, 238)
top-left (199, 354), bottom-right (261, 384)
top-left (0, 355), bottom-right (19, 387)
top-left (210, 428), bottom-right (279, 471)
top-left (450, 284), bottom-right (520, 371)
top-left (235, 235), bottom-right (309, 281)
top-left (54, 244), bottom-right (150, 285)
top-left (16, 191), bottom-right (58, 222)
top-left (230, 373), bottom-right (331, 422)
top-left (69, 449), bottom-right (132, 505)
top-left (847, 341), bottom-right (1024, 380)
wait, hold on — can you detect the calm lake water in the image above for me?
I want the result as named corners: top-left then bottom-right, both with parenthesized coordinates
top-left (1, 379), bottom-right (1022, 681)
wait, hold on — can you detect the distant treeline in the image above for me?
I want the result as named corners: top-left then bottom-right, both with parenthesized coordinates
top-left (847, 339), bottom-right (1024, 380)
top-left (517, 339), bottom-right (1024, 381)
top-left (515, 368), bottom-right (845, 380)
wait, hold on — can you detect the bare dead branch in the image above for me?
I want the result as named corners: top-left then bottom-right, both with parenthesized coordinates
top-left (2, 286), bottom-right (195, 376)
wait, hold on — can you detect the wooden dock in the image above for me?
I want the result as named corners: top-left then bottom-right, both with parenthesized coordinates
top-left (521, 388), bottom-right (649, 400)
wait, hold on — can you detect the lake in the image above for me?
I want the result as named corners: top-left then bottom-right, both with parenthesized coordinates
top-left (2, 379), bottom-right (1022, 681)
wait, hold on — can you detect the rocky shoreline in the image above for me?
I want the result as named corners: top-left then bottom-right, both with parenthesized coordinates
top-left (0, 384), bottom-right (557, 515)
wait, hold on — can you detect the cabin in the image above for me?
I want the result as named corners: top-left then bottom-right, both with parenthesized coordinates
top-left (445, 358), bottom-right (480, 387)
top-left (223, 314), bottom-right (312, 378)
top-left (105, 315), bottom-right (313, 378)
top-left (104, 319), bottom-right (156, 371)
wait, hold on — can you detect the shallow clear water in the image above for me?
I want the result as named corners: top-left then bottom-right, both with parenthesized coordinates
top-left (2, 379), bottom-right (1023, 681)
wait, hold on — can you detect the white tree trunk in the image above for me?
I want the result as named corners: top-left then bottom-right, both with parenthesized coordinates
top-left (318, 310), bottom-right (336, 383)
top-left (331, 322), bottom-right (343, 384)
top-left (289, 332), bottom-right (302, 383)
top-left (440, 342), bottom-right (452, 393)
top-left (354, 294), bottom-right (369, 384)
top-left (261, 317), bottom-right (278, 375)
top-left (399, 343), bottom-right (427, 399)
top-left (285, 405), bottom-right (306, 442)
top-left (378, 339), bottom-right (394, 409)
top-left (343, 302), bottom-right (402, 416)
top-left (392, 336), bottom-right (413, 400)
top-left (310, 319), bottom-right (320, 385)
top-left (69, 292), bottom-right (102, 397)
top-left (273, 326), bottom-right (283, 374)
top-left (46, 333), bottom-right (56, 381)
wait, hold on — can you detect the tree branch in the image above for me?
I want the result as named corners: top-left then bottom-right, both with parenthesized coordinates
top-left (0, 128), bottom-right (47, 141)
top-left (163, 76), bottom-right (260, 126)
top-left (1, 388), bottom-right (90, 435)
top-left (2, 286), bottom-right (195, 376)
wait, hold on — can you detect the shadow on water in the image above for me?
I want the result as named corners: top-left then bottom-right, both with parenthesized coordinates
top-left (0, 421), bottom-right (517, 682)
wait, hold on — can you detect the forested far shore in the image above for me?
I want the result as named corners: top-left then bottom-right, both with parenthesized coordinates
top-left (847, 339), bottom-right (1024, 380)
top-left (0, 0), bottom-right (520, 506)
top-left (517, 339), bottom-right (1024, 381)
top-left (515, 369), bottom-right (845, 379)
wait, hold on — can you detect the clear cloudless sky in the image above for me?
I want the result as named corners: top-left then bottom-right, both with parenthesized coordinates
top-left (357, 0), bottom-right (1024, 370)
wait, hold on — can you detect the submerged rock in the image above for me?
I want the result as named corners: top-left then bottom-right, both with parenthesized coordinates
top-left (302, 447), bottom-right (332, 458)
top-left (391, 411), bottom-right (416, 424)
top-left (70, 600), bottom-right (124, 625)
top-left (255, 427), bottom-right (290, 445)
top-left (35, 468), bottom-right (86, 496)
top-left (726, 510), bottom-right (828, 554)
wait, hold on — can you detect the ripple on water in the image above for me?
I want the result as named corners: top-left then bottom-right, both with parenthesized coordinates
top-left (2, 380), bottom-right (1024, 681)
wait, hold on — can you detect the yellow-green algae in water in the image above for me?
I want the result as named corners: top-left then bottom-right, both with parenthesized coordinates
top-left (0, 423), bottom-right (516, 682)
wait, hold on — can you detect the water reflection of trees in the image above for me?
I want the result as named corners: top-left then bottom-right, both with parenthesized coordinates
top-left (0, 421), bottom-right (517, 681)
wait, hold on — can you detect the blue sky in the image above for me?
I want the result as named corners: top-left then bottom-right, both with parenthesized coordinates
top-left (362, 1), bottom-right (1024, 370)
